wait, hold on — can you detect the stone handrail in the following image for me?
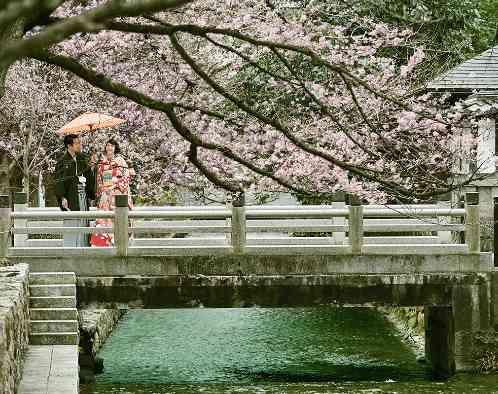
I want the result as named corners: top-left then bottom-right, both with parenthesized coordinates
top-left (0, 192), bottom-right (480, 257)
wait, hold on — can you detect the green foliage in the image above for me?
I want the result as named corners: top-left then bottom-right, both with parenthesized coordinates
top-left (309, 0), bottom-right (497, 81)
top-left (292, 192), bottom-right (339, 205)
top-left (356, 0), bottom-right (498, 81)
top-left (228, 51), bottom-right (330, 121)
top-left (135, 189), bottom-right (178, 206)
top-left (253, 192), bottom-right (278, 205)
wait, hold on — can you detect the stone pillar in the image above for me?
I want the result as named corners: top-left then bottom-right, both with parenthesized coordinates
top-left (465, 192), bottom-right (480, 253)
top-left (452, 279), bottom-right (492, 371)
top-left (348, 194), bottom-right (363, 254)
top-left (332, 195), bottom-right (346, 245)
top-left (0, 195), bottom-right (10, 259)
top-left (114, 194), bottom-right (129, 257)
top-left (231, 192), bottom-right (246, 254)
top-left (13, 192), bottom-right (27, 248)
top-left (456, 195), bottom-right (465, 244)
top-left (424, 306), bottom-right (455, 378)
top-left (426, 276), bottom-right (493, 376)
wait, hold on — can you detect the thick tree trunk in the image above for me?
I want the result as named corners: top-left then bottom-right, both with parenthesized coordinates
top-left (0, 13), bottom-right (27, 194)
top-left (0, 18), bottom-right (26, 97)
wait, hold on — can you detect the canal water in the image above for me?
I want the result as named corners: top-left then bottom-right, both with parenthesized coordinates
top-left (81, 307), bottom-right (498, 393)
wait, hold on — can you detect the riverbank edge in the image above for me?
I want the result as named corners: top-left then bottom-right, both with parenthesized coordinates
top-left (0, 263), bottom-right (30, 394)
top-left (377, 307), bottom-right (425, 360)
top-left (378, 306), bottom-right (498, 372)
top-left (79, 308), bottom-right (127, 383)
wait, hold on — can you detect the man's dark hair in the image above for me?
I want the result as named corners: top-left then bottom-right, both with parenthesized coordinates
top-left (105, 138), bottom-right (121, 155)
top-left (64, 134), bottom-right (79, 148)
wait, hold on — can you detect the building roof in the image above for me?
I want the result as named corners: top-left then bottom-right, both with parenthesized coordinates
top-left (427, 45), bottom-right (498, 92)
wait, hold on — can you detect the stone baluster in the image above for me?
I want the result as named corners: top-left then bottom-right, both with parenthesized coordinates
top-left (465, 192), bottom-right (480, 254)
top-left (231, 192), bottom-right (246, 254)
top-left (332, 194), bottom-right (346, 245)
top-left (0, 195), bottom-right (11, 259)
top-left (437, 194), bottom-right (451, 244)
top-left (348, 194), bottom-right (363, 254)
top-left (13, 192), bottom-right (27, 248)
top-left (114, 195), bottom-right (129, 257)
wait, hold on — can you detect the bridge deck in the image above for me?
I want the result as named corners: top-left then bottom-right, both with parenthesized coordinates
top-left (14, 253), bottom-right (492, 276)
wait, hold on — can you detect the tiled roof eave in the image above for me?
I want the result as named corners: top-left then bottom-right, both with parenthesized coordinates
top-left (427, 45), bottom-right (498, 92)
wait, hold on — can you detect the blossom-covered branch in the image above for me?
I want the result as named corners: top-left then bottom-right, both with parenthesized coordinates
top-left (0, 0), bottom-right (194, 67)
top-left (2, 1), bottom-right (479, 203)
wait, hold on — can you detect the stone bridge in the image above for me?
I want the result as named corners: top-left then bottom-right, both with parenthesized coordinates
top-left (2, 192), bottom-right (498, 378)
top-left (9, 253), bottom-right (498, 379)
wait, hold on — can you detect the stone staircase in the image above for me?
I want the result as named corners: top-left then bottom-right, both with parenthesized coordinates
top-left (29, 272), bottom-right (79, 345)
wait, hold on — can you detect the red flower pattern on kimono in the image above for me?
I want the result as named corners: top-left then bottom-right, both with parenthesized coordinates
top-left (90, 155), bottom-right (133, 247)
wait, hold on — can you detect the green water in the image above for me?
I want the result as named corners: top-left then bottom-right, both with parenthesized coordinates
top-left (81, 308), bottom-right (498, 393)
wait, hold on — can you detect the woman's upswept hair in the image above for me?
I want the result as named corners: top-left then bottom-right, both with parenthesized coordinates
top-left (105, 138), bottom-right (121, 155)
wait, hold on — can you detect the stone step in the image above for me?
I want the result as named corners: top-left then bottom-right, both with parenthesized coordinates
top-left (29, 332), bottom-right (79, 345)
top-left (29, 272), bottom-right (76, 285)
top-left (30, 320), bottom-right (79, 333)
top-left (30, 296), bottom-right (76, 309)
top-left (30, 308), bottom-right (78, 321)
top-left (29, 284), bottom-right (76, 297)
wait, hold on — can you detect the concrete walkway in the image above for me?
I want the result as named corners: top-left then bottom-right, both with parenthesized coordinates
top-left (19, 345), bottom-right (78, 393)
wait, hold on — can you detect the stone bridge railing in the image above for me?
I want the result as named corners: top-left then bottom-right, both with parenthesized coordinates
top-left (0, 192), bottom-right (482, 258)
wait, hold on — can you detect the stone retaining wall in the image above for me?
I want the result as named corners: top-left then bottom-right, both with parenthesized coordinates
top-left (379, 307), bottom-right (425, 358)
top-left (79, 309), bottom-right (125, 357)
top-left (475, 271), bottom-right (498, 371)
top-left (79, 308), bottom-right (126, 383)
top-left (0, 264), bottom-right (29, 394)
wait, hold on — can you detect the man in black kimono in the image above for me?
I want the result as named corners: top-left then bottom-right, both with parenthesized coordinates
top-left (55, 134), bottom-right (96, 247)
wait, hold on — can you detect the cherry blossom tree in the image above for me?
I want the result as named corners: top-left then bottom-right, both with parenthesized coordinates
top-left (0, 0), bottom-right (480, 203)
top-left (0, 58), bottom-right (107, 202)
top-left (0, 60), bottom-right (65, 201)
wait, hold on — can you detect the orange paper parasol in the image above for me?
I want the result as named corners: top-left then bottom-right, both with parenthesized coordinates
top-left (56, 112), bottom-right (125, 134)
